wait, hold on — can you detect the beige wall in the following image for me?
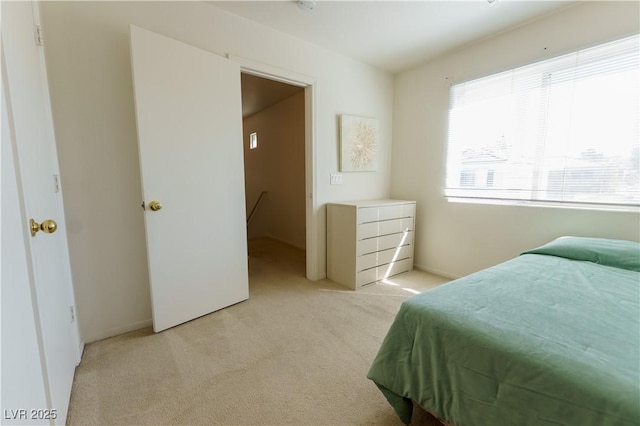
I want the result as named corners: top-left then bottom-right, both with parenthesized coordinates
top-left (243, 92), bottom-right (306, 250)
top-left (40, 1), bottom-right (393, 342)
top-left (391, 1), bottom-right (640, 278)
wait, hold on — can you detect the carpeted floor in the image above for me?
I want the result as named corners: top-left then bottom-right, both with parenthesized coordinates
top-left (67, 238), bottom-right (449, 425)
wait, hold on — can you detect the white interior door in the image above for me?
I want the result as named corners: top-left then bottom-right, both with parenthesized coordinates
top-left (1, 2), bottom-right (81, 424)
top-left (129, 26), bottom-right (249, 332)
top-left (2, 75), bottom-right (50, 426)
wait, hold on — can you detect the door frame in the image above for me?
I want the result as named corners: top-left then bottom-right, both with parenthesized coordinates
top-left (228, 55), bottom-right (320, 281)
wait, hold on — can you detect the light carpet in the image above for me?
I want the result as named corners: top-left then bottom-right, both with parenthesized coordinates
top-left (67, 238), bottom-right (449, 425)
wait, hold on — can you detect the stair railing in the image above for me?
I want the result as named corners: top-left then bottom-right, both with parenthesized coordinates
top-left (247, 191), bottom-right (268, 227)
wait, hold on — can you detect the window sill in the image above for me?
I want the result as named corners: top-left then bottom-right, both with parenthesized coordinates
top-left (446, 197), bottom-right (640, 213)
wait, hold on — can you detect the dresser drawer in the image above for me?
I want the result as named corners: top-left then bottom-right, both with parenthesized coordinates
top-left (380, 231), bottom-right (413, 251)
top-left (357, 237), bottom-right (379, 255)
top-left (355, 244), bottom-right (413, 272)
top-left (401, 203), bottom-right (415, 218)
top-left (378, 258), bottom-right (413, 280)
top-left (356, 252), bottom-right (379, 271)
top-left (378, 204), bottom-right (405, 221)
top-left (378, 217), bottom-right (413, 236)
top-left (358, 217), bottom-right (414, 240)
top-left (377, 244), bottom-right (413, 266)
top-left (357, 232), bottom-right (414, 256)
top-left (357, 206), bottom-right (380, 224)
top-left (356, 267), bottom-right (378, 287)
top-left (358, 222), bottom-right (379, 239)
top-left (357, 204), bottom-right (409, 224)
top-left (355, 257), bottom-right (414, 287)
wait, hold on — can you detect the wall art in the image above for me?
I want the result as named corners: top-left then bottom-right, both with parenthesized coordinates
top-left (340, 115), bottom-right (378, 172)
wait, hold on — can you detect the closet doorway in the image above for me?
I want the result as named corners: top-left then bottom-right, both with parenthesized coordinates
top-left (241, 73), bottom-right (307, 273)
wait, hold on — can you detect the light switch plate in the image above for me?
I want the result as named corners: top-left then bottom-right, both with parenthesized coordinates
top-left (330, 173), bottom-right (343, 185)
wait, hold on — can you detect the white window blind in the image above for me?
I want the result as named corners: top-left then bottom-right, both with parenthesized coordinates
top-left (445, 34), bottom-right (640, 207)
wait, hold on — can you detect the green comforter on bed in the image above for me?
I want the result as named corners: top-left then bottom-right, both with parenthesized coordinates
top-left (367, 237), bottom-right (640, 425)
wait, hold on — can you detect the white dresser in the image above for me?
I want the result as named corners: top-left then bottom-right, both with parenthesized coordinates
top-left (327, 199), bottom-right (416, 290)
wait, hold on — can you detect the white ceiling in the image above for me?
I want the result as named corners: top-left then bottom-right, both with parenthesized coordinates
top-left (210, 0), bottom-right (576, 74)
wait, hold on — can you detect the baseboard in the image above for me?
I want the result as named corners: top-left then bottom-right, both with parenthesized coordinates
top-left (313, 272), bottom-right (327, 280)
top-left (85, 319), bottom-right (153, 344)
top-left (77, 339), bottom-right (85, 364)
top-left (414, 264), bottom-right (461, 280)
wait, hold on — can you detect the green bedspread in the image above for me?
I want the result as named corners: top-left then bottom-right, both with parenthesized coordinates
top-left (367, 237), bottom-right (640, 425)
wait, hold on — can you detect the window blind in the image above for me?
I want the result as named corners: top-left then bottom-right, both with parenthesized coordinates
top-left (445, 34), bottom-right (640, 207)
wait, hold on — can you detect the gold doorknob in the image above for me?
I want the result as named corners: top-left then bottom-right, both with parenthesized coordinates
top-left (30, 219), bottom-right (58, 237)
top-left (148, 201), bottom-right (162, 211)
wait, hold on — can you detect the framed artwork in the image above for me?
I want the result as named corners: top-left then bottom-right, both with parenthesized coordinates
top-left (340, 115), bottom-right (378, 172)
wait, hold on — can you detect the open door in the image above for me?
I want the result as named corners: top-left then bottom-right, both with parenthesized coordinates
top-left (129, 26), bottom-right (249, 332)
top-left (2, 2), bottom-right (81, 423)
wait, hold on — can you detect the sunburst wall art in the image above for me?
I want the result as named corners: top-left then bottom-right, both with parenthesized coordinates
top-left (340, 115), bottom-right (378, 172)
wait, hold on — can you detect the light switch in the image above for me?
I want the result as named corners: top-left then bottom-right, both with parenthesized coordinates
top-left (330, 173), bottom-right (343, 185)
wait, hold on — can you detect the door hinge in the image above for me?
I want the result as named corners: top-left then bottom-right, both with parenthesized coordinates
top-left (53, 174), bottom-right (60, 193)
top-left (35, 25), bottom-right (44, 46)
top-left (70, 306), bottom-right (75, 322)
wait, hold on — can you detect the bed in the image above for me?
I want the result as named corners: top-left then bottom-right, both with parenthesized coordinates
top-left (367, 237), bottom-right (640, 426)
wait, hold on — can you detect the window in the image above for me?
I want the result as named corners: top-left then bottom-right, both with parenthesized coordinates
top-left (445, 34), bottom-right (640, 208)
top-left (486, 170), bottom-right (495, 187)
top-left (460, 170), bottom-right (476, 187)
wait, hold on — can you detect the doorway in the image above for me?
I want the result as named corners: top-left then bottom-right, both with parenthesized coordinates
top-left (241, 73), bottom-right (307, 272)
